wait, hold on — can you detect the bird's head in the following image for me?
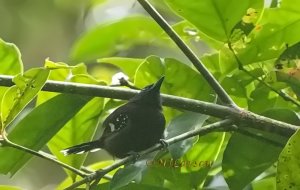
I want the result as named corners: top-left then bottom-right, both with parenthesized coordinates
top-left (129, 76), bottom-right (164, 108)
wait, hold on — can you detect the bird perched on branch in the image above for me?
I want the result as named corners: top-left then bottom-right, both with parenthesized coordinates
top-left (61, 76), bottom-right (166, 158)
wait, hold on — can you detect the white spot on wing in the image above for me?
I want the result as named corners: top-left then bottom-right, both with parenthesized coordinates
top-left (109, 123), bottom-right (115, 132)
top-left (90, 148), bottom-right (101, 152)
top-left (76, 151), bottom-right (85, 154)
top-left (60, 150), bottom-right (68, 156)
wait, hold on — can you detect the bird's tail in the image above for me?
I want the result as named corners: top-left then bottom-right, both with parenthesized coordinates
top-left (61, 140), bottom-right (102, 156)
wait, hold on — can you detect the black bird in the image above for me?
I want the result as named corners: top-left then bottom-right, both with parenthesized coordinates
top-left (61, 76), bottom-right (166, 158)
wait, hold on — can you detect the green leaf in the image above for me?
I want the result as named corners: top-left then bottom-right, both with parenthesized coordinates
top-left (0, 186), bottom-right (21, 190)
top-left (70, 16), bottom-right (164, 62)
top-left (110, 160), bottom-right (147, 190)
top-left (222, 108), bottom-right (298, 190)
top-left (36, 61), bottom-right (104, 105)
top-left (165, 0), bottom-right (263, 42)
top-left (248, 85), bottom-right (278, 113)
top-left (98, 57), bottom-right (143, 80)
top-left (47, 97), bottom-right (103, 180)
top-left (200, 53), bottom-right (221, 77)
top-left (44, 59), bottom-right (75, 69)
top-left (0, 38), bottom-right (23, 75)
top-left (237, 0), bottom-right (300, 65)
top-left (262, 109), bottom-right (300, 126)
top-left (0, 94), bottom-right (91, 176)
top-left (0, 39), bottom-right (24, 131)
top-left (180, 132), bottom-right (225, 188)
top-left (135, 56), bottom-right (215, 122)
top-left (166, 112), bottom-right (208, 159)
top-left (276, 129), bottom-right (300, 190)
top-left (252, 177), bottom-right (276, 190)
top-left (223, 132), bottom-right (283, 190)
top-left (1, 68), bottom-right (50, 128)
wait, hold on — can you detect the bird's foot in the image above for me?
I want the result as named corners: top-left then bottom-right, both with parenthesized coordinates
top-left (159, 139), bottom-right (169, 150)
top-left (127, 151), bottom-right (141, 163)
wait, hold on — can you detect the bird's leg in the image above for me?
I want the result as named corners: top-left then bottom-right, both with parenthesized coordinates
top-left (127, 151), bottom-right (141, 163)
top-left (90, 170), bottom-right (105, 188)
top-left (159, 139), bottom-right (169, 150)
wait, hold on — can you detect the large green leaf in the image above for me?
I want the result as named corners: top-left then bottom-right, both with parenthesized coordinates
top-left (1, 68), bottom-right (50, 129)
top-left (135, 56), bottom-right (214, 101)
top-left (0, 38), bottom-right (23, 75)
top-left (135, 56), bottom-right (215, 122)
top-left (70, 16), bottom-right (164, 62)
top-left (165, 0), bottom-right (263, 42)
top-left (47, 97), bottom-right (103, 180)
top-left (166, 112), bottom-right (208, 159)
top-left (110, 160), bottom-right (147, 190)
top-left (252, 177), bottom-right (276, 190)
top-left (0, 39), bottom-right (24, 130)
top-left (237, 0), bottom-right (300, 65)
top-left (98, 57), bottom-right (143, 80)
top-left (223, 132), bottom-right (283, 190)
top-left (276, 129), bottom-right (300, 190)
top-left (223, 108), bottom-right (300, 190)
top-left (0, 94), bottom-right (91, 176)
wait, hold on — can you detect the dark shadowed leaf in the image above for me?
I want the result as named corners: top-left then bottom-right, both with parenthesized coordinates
top-left (223, 108), bottom-right (299, 190)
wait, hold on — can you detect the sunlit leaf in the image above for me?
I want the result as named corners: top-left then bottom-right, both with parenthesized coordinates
top-left (165, 0), bottom-right (263, 42)
top-left (47, 97), bottom-right (103, 180)
top-left (0, 94), bottom-right (91, 176)
top-left (0, 38), bottom-right (23, 75)
top-left (276, 129), bottom-right (300, 190)
top-left (1, 68), bottom-right (49, 128)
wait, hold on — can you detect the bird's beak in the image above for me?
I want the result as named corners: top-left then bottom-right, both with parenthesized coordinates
top-left (152, 76), bottom-right (165, 91)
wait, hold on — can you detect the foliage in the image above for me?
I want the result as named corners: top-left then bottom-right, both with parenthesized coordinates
top-left (0, 0), bottom-right (300, 189)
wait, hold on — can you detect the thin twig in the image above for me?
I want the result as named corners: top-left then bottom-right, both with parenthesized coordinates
top-left (227, 43), bottom-right (300, 108)
top-left (137, 0), bottom-right (237, 107)
top-left (65, 119), bottom-right (235, 190)
top-left (0, 136), bottom-right (88, 177)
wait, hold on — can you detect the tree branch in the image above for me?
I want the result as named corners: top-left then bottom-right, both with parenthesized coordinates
top-left (136, 0), bottom-right (237, 107)
top-left (0, 74), bottom-right (298, 136)
top-left (64, 119), bottom-right (236, 190)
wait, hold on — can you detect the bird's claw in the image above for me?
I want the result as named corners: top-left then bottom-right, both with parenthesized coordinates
top-left (159, 139), bottom-right (169, 150)
top-left (127, 151), bottom-right (140, 163)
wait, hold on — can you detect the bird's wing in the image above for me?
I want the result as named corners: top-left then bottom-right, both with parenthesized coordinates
top-left (101, 105), bottom-right (131, 138)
